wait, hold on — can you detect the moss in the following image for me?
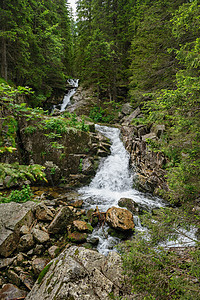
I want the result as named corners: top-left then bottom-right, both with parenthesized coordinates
top-left (86, 223), bottom-right (93, 233)
top-left (37, 262), bottom-right (53, 285)
top-left (74, 249), bottom-right (79, 256)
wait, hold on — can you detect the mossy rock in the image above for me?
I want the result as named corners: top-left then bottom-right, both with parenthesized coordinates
top-left (68, 232), bottom-right (87, 244)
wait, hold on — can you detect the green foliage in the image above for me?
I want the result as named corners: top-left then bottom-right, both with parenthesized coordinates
top-left (89, 106), bottom-right (113, 123)
top-left (119, 208), bottom-right (200, 299)
top-left (0, 163), bottom-right (46, 187)
top-left (0, 185), bottom-right (33, 203)
top-left (79, 158), bottom-right (83, 173)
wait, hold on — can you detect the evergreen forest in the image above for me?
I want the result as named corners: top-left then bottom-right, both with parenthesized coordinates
top-left (0, 0), bottom-right (200, 298)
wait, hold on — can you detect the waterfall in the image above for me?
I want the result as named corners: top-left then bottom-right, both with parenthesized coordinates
top-left (79, 125), bottom-right (164, 254)
top-left (60, 79), bottom-right (79, 112)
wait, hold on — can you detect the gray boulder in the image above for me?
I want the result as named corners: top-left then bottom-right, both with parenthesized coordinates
top-left (0, 201), bottom-right (36, 257)
top-left (26, 246), bottom-right (133, 300)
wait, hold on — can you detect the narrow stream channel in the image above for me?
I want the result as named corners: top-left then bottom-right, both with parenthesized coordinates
top-left (78, 125), bottom-right (165, 254)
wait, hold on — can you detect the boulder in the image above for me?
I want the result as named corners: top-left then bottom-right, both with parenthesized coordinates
top-left (32, 228), bottom-right (50, 244)
top-left (26, 246), bottom-right (133, 300)
top-left (32, 258), bottom-right (49, 276)
top-left (118, 198), bottom-right (139, 214)
top-left (0, 201), bottom-right (36, 257)
top-left (48, 206), bottom-right (73, 234)
top-left (73, 220), bottom-right (93, 233)
top-left (68, 231), bottom-right (87, 243)
top-left (106, 207), bottom-right (135, 231)
top-left (35, 202), bottom-right (54, 221)
top-left (48, 246), bottom-right (59, 259)
top-left (0, 284), bottom-right (27, 300)
top-left (18, 234), bottom-right (35, 251)
top-left (142, 132), bottom-right (157, 141)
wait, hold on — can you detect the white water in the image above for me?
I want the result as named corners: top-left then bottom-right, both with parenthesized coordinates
top-left (60, 79), bottom-right (79, 112)
top-left (79, 125), bottom-right (165, 254)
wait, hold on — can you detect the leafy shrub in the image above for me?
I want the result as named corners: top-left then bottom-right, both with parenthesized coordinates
top-left (0, 185), bottom-right (33, 203)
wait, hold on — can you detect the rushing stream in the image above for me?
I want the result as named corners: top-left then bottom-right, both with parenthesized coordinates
top-left (78, 125), bottom-right (165, 254)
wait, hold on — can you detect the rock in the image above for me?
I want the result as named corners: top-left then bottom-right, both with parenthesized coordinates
top-left (87, 237), bottom-right (99, 246)
top-left (44, 161), bottom-right (61, 184)
top-left (73, 220), bottom-right (93, 233)
top-left (35, 202), bottom-right (54, 221)
top-left (106, 207), bottom-right (135, 231)
top-left (142, 132), bottom-right (157, 141)
top-left (87, 208), bottom-right (99, 226)
top-left (82, 157), bottom-right (94, 175)
top-left (7, 270), bottom-right (21, 286)
top-left (0, 201), bottom-right (36, 257)
top-left (68, 232), bottom-right (87, 243)
top-left (70, 199), bottom-right (83, 208)
top-left (32, 258), bottom-right (49, 276)
top-left (122, 107), bottom-right (141, 125)
top-left (19, 272), bottom-right (35, 290)
top-left (26, 246), bottom-right (132, 300)
top-left (48, 246), bottom-right (59, 258)
top-left (118, 198), bottom-right (139, 214)
top-left (32, 228), bottom-right (50, 244)
top-left (0, 284), bottom-right (27, 300)
top-left (20, 225), bottom-right (30, 235)
top-left (34, 244), bottom-right (44, 256)
top-left (0, 257), bottom-right (16, 269)
top-left (152, 124), bottom-right (165, 138)
top-left (121, 103), bottom-right (132, 115)
top-left (18, 234), bottom-right (35, 251)
top-left (48, 206), bottom-right (73, 234)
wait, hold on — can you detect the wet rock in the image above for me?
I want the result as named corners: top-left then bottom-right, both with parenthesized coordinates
top-left (0, 283), bottom-right (27, 300)
top-left (35, 202), bottom-right (54, 221)
top-left (18, 234), bottom-right (35, 251)
top-left (48, 246), bottom-right (59, 258)
top-left (70, 199), bottom-right (83, 208)
top-left (32, 258), bottom-right (49, 276)
top-left (48, 206), bottom-right (73, 234)
top-left (0, 201), bottom-right (36, 257)
top-left (26, 246), bottom-right (133, 300)
top-left (118, 198), bottom-right (139, 214)
top-left (32, 228), bottom-right (50, 244)
top-left (87, 237), bottom-right (99, 246)
top-left (87, 208), bottom-right (99, 227)
top-left (82, 157), bottom-right (94, 175)
top-left (106, 207), bottom-right (135, 231)
top-left (68, 232), bottom-right (87, 243)
top-left (73, 220), bottom-right (93, 233)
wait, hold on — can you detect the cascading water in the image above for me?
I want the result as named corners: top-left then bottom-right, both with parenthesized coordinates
top-left (79, 125), bottom-right (165, 254)
top-left (60, 79), bottom-right (79, 112)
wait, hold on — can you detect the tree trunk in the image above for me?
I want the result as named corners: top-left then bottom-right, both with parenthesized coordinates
top-left (1, 37), bottom-right (7, 81)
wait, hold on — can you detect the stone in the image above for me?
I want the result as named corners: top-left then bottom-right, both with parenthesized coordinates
top-left (48, 246), bottom-right (59, 258)
top-left (35, 202), bottom-right (54, 221)
top-left (32, 258), bottom-right (49, 276)
top-left (70, 199), bottom-right (83, 208)
top-left (25, 246), bottom-right (133, 300)
top-left (68, 232), bottom-right (87, 243)
top-left (32, 228), bottom-right (50, 244)
top-left (152, 124), bottom-right (165, 138)
top-left (121, 103), bottom-right (132, 115)
top-left (73, 220), bottom-right (93, 233)
top-left (7, 270), bottom-right (21, 286)
top-left (19, 272), bottom-right (35, 290)
top-left (34, 244), bottom-right (44, 256)
top-left (0, 284), bottom-right (27, 299)
top-left (0, 201), bottom-right (36, 257)
top-left (106, 207), bottom-right (135, 231)
top-left (20, 225), bottom-right (30, 235)
top-left (82, 157), bottom-right (94, 175)
top-left (48, 206), bottom-right (73, 234)
top-left (18, 234), bottom-right (35, 251)
top-left (118, 198), bottom-right (139, 214)
top-left (0, 257), bottom-right (16, 270)
top-left (87, 237), bottom-right (99, 246)
top-left (122, 107), bottom-right (141, 125)
top-left (44, 161), bottom-right (61, 184)
top-left (142, 132), bottom-right (157, 141)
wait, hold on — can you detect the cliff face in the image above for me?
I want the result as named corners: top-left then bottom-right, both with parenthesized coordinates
top-left (121, 122), bottom-right (168, 196)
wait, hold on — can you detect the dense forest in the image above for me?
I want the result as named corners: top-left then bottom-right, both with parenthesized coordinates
top-left (0, 0), bottom-right (200, 298)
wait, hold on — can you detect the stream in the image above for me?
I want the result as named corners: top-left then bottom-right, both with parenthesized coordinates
top-left (59, 80), bottom-right (197, 255)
